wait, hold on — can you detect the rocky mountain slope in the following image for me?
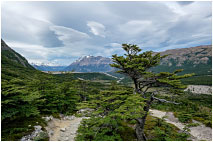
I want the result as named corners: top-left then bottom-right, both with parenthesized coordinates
top-left (64, 56), bottom-right (113, 72)
top-left (152, 45), bottom-right (212, 75)
top-left (1, 39), bottom-right (34, 69)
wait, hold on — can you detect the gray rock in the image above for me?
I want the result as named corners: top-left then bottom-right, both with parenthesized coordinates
top-left (60, 128), bottom-right (66, 132)
top-left (59, 113), bottom-right (64, 118)
top-left (48, 130), bottom-right (54, 136)
top-left (34, 125), bottom-right (42, 131)
top-left (42, 115), bottom-right (53, 122)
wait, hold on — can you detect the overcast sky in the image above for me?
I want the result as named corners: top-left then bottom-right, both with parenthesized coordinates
top-left (2, 1), bottom-right (212, 65)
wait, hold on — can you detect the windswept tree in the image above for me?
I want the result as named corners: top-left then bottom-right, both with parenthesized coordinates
top-left (110, 44), bottom-right (193, 140)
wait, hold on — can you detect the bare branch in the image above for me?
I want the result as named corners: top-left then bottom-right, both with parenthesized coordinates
top-left (153, 96), bottom-right (180, 105)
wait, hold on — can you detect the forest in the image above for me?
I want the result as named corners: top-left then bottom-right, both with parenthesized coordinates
top-left (1, 43), bottom-right (212, 141)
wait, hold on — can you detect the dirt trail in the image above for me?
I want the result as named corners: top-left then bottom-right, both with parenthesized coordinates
top-left (45, 117), bottom-right (83, 141)
top-left (45, 110), bottom-right (211, 141)
top-left (150, 109), bottom-right (212, 141)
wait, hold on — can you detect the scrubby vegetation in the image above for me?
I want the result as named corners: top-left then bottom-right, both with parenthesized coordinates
top-left (1, 41), bottom-right (211, 141)
top-left (151, 92), bottom-right (212, 127)
top-left (144, 115), bottom-right (189, 141)
top-left (1, 49), bottom-right (106, 140)
top-left (181, 75), bottom-right (212, 86)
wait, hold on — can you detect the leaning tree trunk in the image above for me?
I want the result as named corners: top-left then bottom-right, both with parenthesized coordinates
top-left (135, 95), bottom-right (154, 141)
top-left (136, 118), bottom-right (147, 141)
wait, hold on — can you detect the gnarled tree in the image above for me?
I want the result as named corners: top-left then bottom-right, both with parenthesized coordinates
top-left (110, 44), bottom-right (193, 140)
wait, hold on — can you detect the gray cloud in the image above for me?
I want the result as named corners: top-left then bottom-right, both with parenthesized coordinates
top-left (1, 1), bottom-right (212, 65)
top-left (49, 25), bottom-right (90, 44)
top-left (177, 1), bottom-right (194, 6)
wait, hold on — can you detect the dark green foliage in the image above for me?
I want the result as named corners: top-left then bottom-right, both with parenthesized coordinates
top-left (78, 89), bottom-right (145, 119)
top-left (1, 42), bottom-right (100, 140)
top-left (1, 66), bottom-right (81, 140)
top-left (181, 75), bottom-right (212, 86)
top-left (76, 87), bottom-right (146, 141)
top-left (1, 116), bottom-right (47, 141)
top-left (177, 113), bottom-right (192, 123)
top-left (75, 117), bottom-right (123, 141)
top-left (118, 121), bottom-right (137, 141)
top-left (1, 78), bottom-right (41, 121)
top-left (110, 44), bottom-right (167, 80)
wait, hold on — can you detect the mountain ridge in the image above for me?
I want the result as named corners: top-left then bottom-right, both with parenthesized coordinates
top-left (152, 45), bottom-right (212, 75)
top-left (1, 39), bottom-right (35, 69)
top-left (63, 45), bottom-right (212, 74)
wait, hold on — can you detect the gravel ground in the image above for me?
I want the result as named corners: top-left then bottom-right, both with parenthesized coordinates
top-left (45, 116), bottom-right (84, 141)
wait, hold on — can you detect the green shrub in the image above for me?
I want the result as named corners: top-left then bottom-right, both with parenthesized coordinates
top-left (33, 132), bottom-right (49, 141)
top-left (177, 113), bottom-right (192, 123)
top-left (204, 120), bottom-right (212, 128)
top-left (75, 117), bottom-right (123, 141)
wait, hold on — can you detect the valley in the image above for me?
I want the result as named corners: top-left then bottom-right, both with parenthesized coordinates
top-left (2, 1), bottom-right (212, 141)
top-left (1, 40), bottom-right (212, 141)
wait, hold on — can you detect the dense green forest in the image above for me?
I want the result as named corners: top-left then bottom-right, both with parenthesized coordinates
top-left (1, 41), bottom-right (212, 141)
top-left (2, 55), bottom-right (108, 140)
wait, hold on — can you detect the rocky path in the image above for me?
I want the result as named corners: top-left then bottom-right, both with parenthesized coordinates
top-left (150, 109), bottom-right (212, 141)
top-left (45, 116), bottom-right (85, 141)
top-left (43, 109), bottom-right (211, 141)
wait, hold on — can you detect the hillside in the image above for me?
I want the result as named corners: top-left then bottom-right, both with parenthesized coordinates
top-left (151, 45), bottom-right (212, 85)
top-left (152, 45), bottom-right (212, 75)
top-left (1, 40), bottom-right (105, 140)
top-left (1, 39), bottom-right (35, 69)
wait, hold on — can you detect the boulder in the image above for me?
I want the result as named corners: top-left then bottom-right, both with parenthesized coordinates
top-left (42, 115), bottom-right (53, 122)
top-left (60, 128), bottom-right (66, 132)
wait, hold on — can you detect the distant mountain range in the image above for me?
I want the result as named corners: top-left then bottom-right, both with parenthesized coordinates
top-left (2, 39), bottom-right (211, 85)
top-left (64, 55), bottom-right (113, 72)
top-left (29, 44), bottom-right (212, 76)
top-left (31, 63), bottom-right (66, 71)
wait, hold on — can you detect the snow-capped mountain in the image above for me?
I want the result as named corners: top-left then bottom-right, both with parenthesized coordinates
top-left (64, 55), bottom-right (113, 72)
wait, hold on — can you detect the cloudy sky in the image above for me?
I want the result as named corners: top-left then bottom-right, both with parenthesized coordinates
top-left (2, 1), bottom-right (212, 66)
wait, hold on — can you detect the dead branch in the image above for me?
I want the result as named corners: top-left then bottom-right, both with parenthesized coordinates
top-left (152, 96), bottom-right (180, 105)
